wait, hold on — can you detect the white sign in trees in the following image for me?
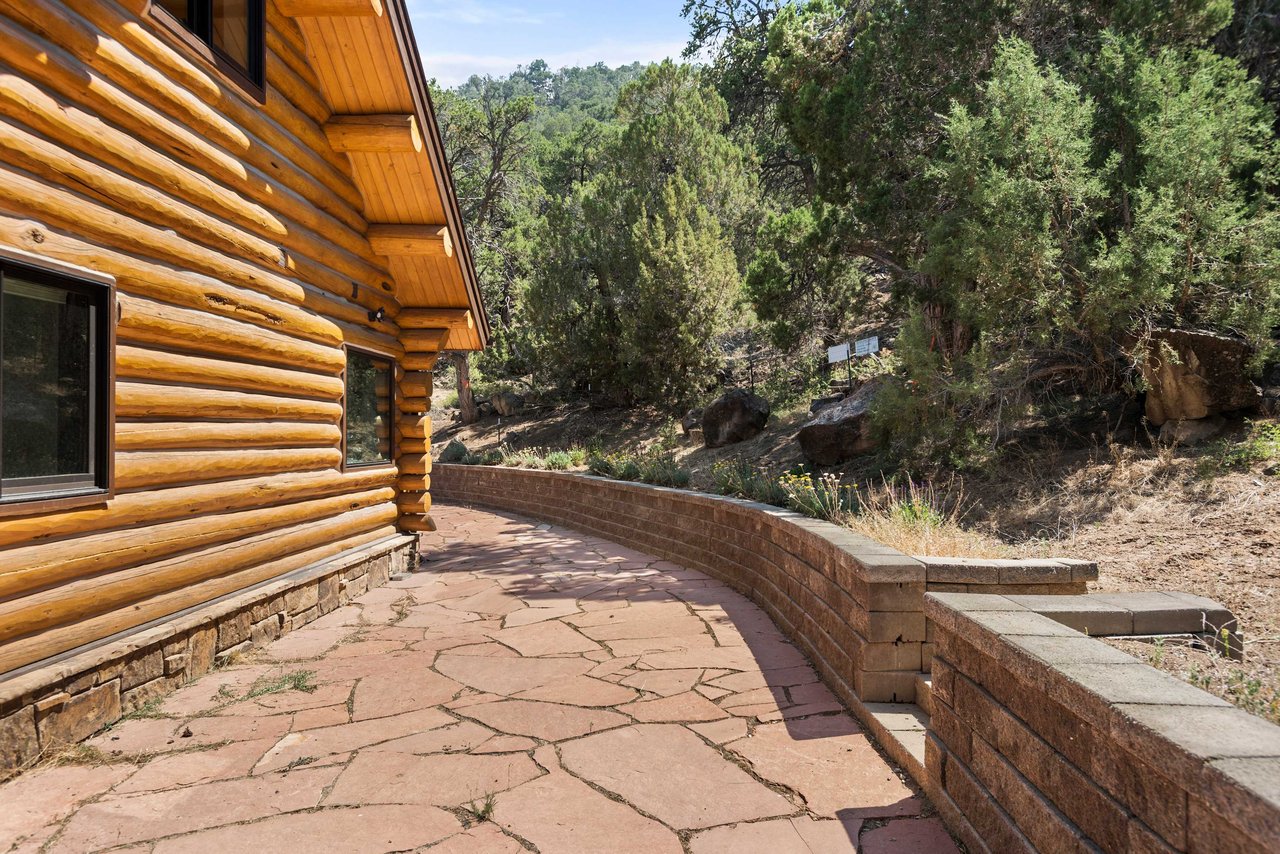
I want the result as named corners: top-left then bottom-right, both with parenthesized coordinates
top-left (855, 336), bottom-right (880, 357)
top-left (827, 342), bottom-right (851, 364)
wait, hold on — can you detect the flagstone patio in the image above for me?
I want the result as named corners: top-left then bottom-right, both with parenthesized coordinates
top-left (2, 504), bottom-right (958, 853)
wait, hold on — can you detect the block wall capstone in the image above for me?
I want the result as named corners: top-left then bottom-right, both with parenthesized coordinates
top-left (923, 592), bottom-right (1280, 854)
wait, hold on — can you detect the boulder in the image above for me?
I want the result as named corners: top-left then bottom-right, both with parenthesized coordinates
top-left (491, 391), bottom-right (526, 417)
top-left (809, 394), bottom-right (845, 416)
top-left (702, 390), bottom-right (771, 448)
top-left (1141, 329), bottom-right (1261, 426)
top-left (797, 381), bottom-right (881, 466)
top-left (681, 408), bottom-right (704, 436)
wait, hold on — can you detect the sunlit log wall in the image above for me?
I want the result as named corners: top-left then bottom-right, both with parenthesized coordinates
top-left (0, 0), bottom-right (435, 676)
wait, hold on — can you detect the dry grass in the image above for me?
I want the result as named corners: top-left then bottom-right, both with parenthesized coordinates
top-left (846, 479), bottom-right (1022, 558)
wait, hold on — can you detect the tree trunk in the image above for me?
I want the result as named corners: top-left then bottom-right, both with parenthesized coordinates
top-left (451, 352), bottom-right (479, 424)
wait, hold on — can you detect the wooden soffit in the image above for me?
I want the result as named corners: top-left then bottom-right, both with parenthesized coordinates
top-left (277, 0), bottom-right (488, 351)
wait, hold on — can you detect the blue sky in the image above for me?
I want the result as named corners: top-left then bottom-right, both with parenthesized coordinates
top-left (406, 0), bottom-right (692, 86)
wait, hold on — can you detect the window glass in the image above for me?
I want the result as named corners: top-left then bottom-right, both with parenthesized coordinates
top-left (1, 270), bottom-right (103, 499)
top-left (155, 0), bottom-right (189, 26)
top-left (212, 0), bottom-right (251, 71)
top-left (345, 351), bottom-right (393, 466)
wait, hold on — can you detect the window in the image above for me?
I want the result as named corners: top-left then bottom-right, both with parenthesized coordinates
top-left (153, 0), bottom-right (265, 91)
top-left (345, 349), bottom-right (393, 467)
top-left (0, 261), bottom-right (112, 505)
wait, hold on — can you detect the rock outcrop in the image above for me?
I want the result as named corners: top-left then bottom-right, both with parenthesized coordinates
top-left (1142, 329), bottom-right (1261, 426)
top-left (491, 391), bottom-right (526, 417)
top-left (797, 382), bottom-right (881, 466)
top-left (702, 390), bottom-right (771, 448)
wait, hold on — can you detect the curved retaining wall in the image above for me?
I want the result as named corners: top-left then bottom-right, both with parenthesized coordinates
top-left (434, 464), bottom-right (931, 703)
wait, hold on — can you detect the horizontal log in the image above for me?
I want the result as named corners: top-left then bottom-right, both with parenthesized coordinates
top-left (276, 0), bottom-right (383, 15)
top-left (398, 415), bottom-right (433, 439)
top-left (0, 524), bottom-right (398, 676)
top-left (397, 308), bottom-right (473, 331)
top-left (396, 493), bottom-right (432, 515)
top-left (0, 215), bottom-right (342, 347)
top-left (368, 225), bottom-right (453, 259)
top-left (0, 163), bottom-right (310, 308)
top-left (115, 422), bottom-right (341, 451)
top-left (0, 469), bottom-right (394, 549)
top-left (117, 346), bottom-right (345, 401)
top-left (116, 448), bottom-right (342, 491)
top-left (264, 42), bottom-right (329, 126)
top-left (0, 505), bottom-right (396, 653)
top-left (399, 372), bottom-right (434, 399)
top-left (118, 294), bottom-right (346, 375)
top-left (401, 329), bottom-right (450, 353)
top-left (401, 353), bottom-right (441, 371)
top-left (338, 319), bottom-right (405, 359)
top-left (398, 475), bottom-right (431, 492)
top-left (397, 439), bottom-right (429, 454)
top-left (398, 398), bottom-right (430, 415)
top-left (398, 457), bottom-right (432, 476)
top-left (53, 0), bottom-right (364, 210)
top-left (0, 488), bottom-right (395, 601)
top-left (325, 115), bottom-right (421, 153)
top-left (117, 383), bottom-right (344, 424)
top-left (398, 515), bottom-right (437, 533)
top-left (0, 25), bottom-right (391, 283)
top-left (0, 116), bottom-right (289, 271)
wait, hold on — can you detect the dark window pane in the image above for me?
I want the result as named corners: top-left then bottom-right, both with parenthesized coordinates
top-left (212, 0), bottom-right (251, 72)
top-left (155, 0), bottom-right (190, 25)
top-left (2, 277), bottom-right (92, 481)
top-left (345, 351), bottom-right (392, 466)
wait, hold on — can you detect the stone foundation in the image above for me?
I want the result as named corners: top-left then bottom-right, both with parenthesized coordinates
top-left (0, 534), bottom-right (416, 772)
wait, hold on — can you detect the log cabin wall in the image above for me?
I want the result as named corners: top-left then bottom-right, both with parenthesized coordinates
top-left (0, 0), bottom-right (485, 680)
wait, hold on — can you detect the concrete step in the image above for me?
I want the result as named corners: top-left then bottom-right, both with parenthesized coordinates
top-left (914, 673), bottom-right (933, 718)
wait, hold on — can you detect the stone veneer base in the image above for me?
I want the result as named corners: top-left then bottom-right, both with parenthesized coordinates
top-left (0, 534), bottom-right (417, 773)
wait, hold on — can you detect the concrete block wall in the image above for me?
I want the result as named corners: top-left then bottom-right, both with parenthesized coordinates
top-left (0, 536), bottom-right (415, 773)
top-left (924, 592), bottom-right (1280, 853)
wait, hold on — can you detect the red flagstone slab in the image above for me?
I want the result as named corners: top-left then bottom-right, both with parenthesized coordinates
top-left (351, 667), bottom-right (461, 721)
top-left (50, 766), bottom-right (340, 851)
top-left (860, 818), bottom-right (961, 854)
top-left (618, 692), bottom-right (730, 723)
top-left (729, 717), bottom-right (921, 819)
top-left (115, 738), bottom-right (275, 794)
top-left (514, 676), bottom-right (639, 706)
top-left (254, 708), bottom-right (455, 770)
top-left (620, 668), bottom-right (704, 696)
top-left (690, 717), bottom-right (750, 744)
top-left (559, 724), bottom-right (793, 829)
top-left (488, 621), bottom-right (602, 656)
top-left (494, 762), bottom-right (683, 853)
top-left (689, 815), bottom-right (862, 854)
top-left (428, 824), bottom-right (529, 853)
top-left (149, 805), bottom-right (461, 854)
top-left (365, 720), bottom-right (495, 756)
top-left (0, 764), bottom-right (135, 848)
top-left (435, 654), bottom-right (593, 694)
top-left (325, 751), bottom-right (541, 807)
top-left (462, 699), bottom-right (628, 741)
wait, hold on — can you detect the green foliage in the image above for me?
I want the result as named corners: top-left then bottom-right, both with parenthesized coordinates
top-left (526, 62), bottom-right (756, 409)
top-left (544, 451), bottom-right (573, 470)
top-left (768, 2), bottom-right (1280, 457)
top-left (439, 440), bottom-right (470, 463)
top-left (778, 471), bottom-right (856, 522)
top-left (1199, 420), bottom-right (1280, 474)
top-left (586, 450), bottom-right (692, 487)
top-left (711, 457), bottom-right (789, 506)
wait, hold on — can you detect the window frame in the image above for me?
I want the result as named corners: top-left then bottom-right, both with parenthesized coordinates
top-left (0, 253), bottom-right (116, 518)
top-left (341, 345), bottom-right (397, 471)
top-left (149, 0), bottom-right (267, 103)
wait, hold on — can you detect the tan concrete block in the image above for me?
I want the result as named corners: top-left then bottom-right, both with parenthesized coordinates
top-left (969, 735), bottom-right (1094, 854)
top-left (854, 669), bottom-right (918, 703)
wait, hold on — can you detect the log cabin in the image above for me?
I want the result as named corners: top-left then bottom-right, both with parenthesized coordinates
top-left (0, 0), bottom-right (489, 766)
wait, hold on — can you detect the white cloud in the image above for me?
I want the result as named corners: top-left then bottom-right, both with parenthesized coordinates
top-left (422, 39), bottom-right (688, 87)
top-left (411, 0), bottom-right (547, 26)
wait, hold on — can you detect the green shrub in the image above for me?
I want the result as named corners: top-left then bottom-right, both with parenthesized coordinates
top-left (637, 453), bottom-right (691, 488)
top-left (587, 452), bottom-right (616, 477)
top-left (545, 451), bottom-right (573, 470)
top-left (778, 472), bottom-right (857, 523)
top-left (439, 439), bottom-right (469, 463)
top-left (711, 458), bottom-right (788, 506)
top-left (480, 449), bottom-right (503, 466)
top-left (568, 448), bottom-right (588, 467)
